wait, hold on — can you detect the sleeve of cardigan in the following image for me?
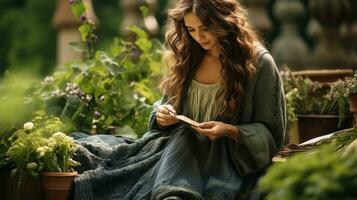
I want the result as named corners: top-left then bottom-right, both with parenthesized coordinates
top-left (228, 53), bottom-right (286, 176)
top-left (147, 95), bottom-right (176, 132)
top-left (147, 97), bottom-right (165, 131)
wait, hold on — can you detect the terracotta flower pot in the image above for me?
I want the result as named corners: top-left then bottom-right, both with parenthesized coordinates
top-left (349, 94), bottom-right (357, 115)
top-left (41, 171), bottom-right (77, 200)
top-left (297, 114), bottom-right (353, 143)
top-left (0, 171), bottom-right (45, 200)
top-left (291, 69), bottom-right (353, 83)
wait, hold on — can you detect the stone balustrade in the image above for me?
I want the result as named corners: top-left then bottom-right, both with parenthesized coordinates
top-left (52, 0), bottom-right (356, 69)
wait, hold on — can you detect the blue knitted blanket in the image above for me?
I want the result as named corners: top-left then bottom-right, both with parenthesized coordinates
top-left (71, 131), bottom-right (205, 200)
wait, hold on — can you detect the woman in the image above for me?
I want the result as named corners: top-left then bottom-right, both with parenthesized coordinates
top-left (73, 0), bottom-right (285, 199)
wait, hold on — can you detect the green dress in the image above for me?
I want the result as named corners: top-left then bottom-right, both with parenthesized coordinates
top-left (158, 79), bottom-right (245, 198)
top-left (187, 79), bottom-right (224, 123)
top-left (73, 48), bottom-right (286, 200)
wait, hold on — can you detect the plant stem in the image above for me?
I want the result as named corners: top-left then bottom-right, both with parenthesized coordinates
top-left (16, 170), bottom-right (23, 200)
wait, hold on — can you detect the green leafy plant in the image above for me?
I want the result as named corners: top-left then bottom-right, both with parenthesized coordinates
top-left (282, 72), bottom-right (350, 128)
top-left (36, 132), bottom-right (78, 173)
top-left (34, 24), bottom-right (164, 137)
top-left (259, 143), bottom-right (357, 200)
top-left (34, 0), bottom-right (164, 137)
top-left (343, 73), bottom-right (357, 96)
top-left (69, 0), bottom-right (97, 60)
top-left (327, 73), bottom-right (357, 98)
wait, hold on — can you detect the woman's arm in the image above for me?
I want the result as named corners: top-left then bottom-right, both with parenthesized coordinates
top-left (228, 52), bottom-right (286, 176)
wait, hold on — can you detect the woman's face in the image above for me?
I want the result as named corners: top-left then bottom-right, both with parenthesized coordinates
top-left (183, 12), bottom-right (218, 51)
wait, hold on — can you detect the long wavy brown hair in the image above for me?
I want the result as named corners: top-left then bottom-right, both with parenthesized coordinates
top-left (161, 0), bottom-right (263, 115)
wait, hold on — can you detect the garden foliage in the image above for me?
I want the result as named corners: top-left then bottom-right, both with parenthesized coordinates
top-left (42, 0), bottom-right (165, 137)
top-left (37, 30), bottom-right (164, 137)
top-left (0, 0), bottom-right (56, 75)
top-left (0, 0), bottom-right (170, 76)
top-left (0, 0), bottom-right (164, 172)
top-left (260, 144), bottom-right (357, 200)
top-left (282, 72), bottom-right (350, 128)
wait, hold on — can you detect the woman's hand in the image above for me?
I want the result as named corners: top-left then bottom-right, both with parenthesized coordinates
top-left (191, 121), bottom-right (239, 141)
top-left (156, 104), bottom-right (180, 128)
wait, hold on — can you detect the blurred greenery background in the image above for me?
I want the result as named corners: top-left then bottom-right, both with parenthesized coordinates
top-left (1, 0), bottom-right (317, 78)
top-left (0, 0), bottom-right (171, 77)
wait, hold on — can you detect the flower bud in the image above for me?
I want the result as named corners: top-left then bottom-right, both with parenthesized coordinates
top-left (85, 94), bottom-right (92, 102)
top-left (91, 34), bottom-right (99, 43)
top-left (27, 162), bottom-right (37, 170)
top-left (99, 95), bottom-right (105, 102)
top-left (94, 111), bottom-right (101, 119)
top-left (80, 14), bottom-right (87, 22)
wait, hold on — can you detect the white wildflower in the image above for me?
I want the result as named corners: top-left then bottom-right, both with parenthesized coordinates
top-left (10, 169), bottom-right (17, 177)
top-left (85, 94), bottom-right (92, 102)
top-left (27, 162), bottom-right (37, 170)
top-left (53, 131), bottom-right (66, 138)
top-left (41, 76), bottom-right (54, 85)
top-left (48, 138), bottom-right (57, 148)
top-left (23, 122), bottom-right (34, 130)
top-left (36, 147), bottom-right (46, 157)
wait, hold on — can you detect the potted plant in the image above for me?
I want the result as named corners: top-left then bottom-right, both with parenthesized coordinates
top-left (336, 73), bottom-right (357, 118)
top-left (39, 131), bottom-right (79, 200)
top-left (5, 113), bottom-right (79, 200)
top-left (282, 72), bottom-right (352, 143)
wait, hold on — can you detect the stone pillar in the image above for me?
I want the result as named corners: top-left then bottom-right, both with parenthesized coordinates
top-left (340, 0), bottom-right (357, 67)
top-left (309, 0), bottom-right (350, 68)
top-left (240, 0), bottom-right (273, 39)
top-left (306, 18), bottom-right (322, 48)
top-left (53, 0), bottom-right (98, 67)
top-left (145, 0), bottom-right (159, 36)
top-left (120, 0), bottom-right (159, 40)
top-left (271, 0), bottom-right (308, 70)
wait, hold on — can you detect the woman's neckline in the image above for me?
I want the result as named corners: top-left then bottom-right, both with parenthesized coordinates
top-left (192, 79), bottom-right (221, 87)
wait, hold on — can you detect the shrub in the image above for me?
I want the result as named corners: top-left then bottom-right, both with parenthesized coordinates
top-left (259, 144), bottom-right (357, 200)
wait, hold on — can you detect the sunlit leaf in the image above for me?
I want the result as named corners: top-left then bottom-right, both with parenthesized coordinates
top-left (79, 24), bottom-right (91, 41)
top-left (70, 1), bottom-right (86, 21)
top-left (139, 6), bottom-right (149, 18)
top-left (128, 26), bottom-right (148, 39)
